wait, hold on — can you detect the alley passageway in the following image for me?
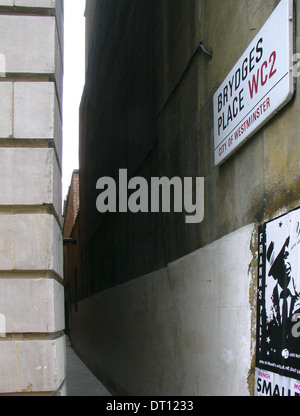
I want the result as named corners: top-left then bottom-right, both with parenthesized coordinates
top-left (66, 338), bottom-right (112, 396)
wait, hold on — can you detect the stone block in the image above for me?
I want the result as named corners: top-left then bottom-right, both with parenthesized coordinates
top-left (55, 0), bottom-right (64, 50)
top-left (0, 336), bottom-right (66, 393)
top-left (0, 14), bottom-right (63, 100)
top-left (14, 82), bottom-right (62, 164)
top-left (0, 15), bottom-right (55, 74)
top-left (0, 148), bottom-right (62, 220)
top-left (0, 82), bottom-right (12, 138)
top-left (0, 0), bottom-right (13, 6)
top-left (14, 0), bottom-right (56, 8)
top-left (0, 277), bottom-right (64, 333)
top-left (0, 213), bottom-right (63, 278)
top-left (0, 1), bottom-right (56, 7)
top-left (0, 215), bottom-right (14, 270)
top-left (55, 0), bottom-right (64, 105)
top-left (55, 24), bottom-right (64, 108)
top-left (54, 85), bottom-right (63, 165)
top-left (14, 82), bottom-right (54, 138)
top-left (14, 214), bottom-right (63, 277)
top-left (0, 342), bottom-right (18, 393)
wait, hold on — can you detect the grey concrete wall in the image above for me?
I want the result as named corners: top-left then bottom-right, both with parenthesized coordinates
top-left (0, 0), bottom-right (65, 396)
top-left (71, 224), bottom-right (254, 396)
top-left (73, 0), bottom-right (300, 396)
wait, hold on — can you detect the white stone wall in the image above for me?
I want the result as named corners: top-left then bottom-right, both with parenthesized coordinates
top-left (0, 0), bottom-right (65, 396)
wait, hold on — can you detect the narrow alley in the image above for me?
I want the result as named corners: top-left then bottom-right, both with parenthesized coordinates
top-left (66, 338), bottom-right (111, 396)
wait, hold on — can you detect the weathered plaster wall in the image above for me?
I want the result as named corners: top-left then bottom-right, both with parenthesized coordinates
top-left (70, 224), bottom-right (254, 395)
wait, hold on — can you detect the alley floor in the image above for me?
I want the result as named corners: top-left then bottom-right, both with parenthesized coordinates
top-left (66, 338), bottom-right (112, 396)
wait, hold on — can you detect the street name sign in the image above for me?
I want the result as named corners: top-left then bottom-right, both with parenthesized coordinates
top-left (213, 0), bottom-right (295, 166)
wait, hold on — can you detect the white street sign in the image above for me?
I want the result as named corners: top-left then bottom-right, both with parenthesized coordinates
top-left (213, 0), bottom-right (295, 166)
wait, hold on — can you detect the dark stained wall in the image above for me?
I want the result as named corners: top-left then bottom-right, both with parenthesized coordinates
top-left (79, 0), bottom-right (297, 299)
top-left (80, 0), bottom-right (204, 298)
top-left (80, 0), bottom-right (158, 296)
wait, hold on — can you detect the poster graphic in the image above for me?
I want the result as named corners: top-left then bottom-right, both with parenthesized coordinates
top-left (255, 208), bottom-right (300, 396)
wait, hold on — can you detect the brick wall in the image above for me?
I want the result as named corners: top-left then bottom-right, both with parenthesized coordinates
top-left (63, 170), bottom-right (79, 239)
top-left (63, 170), bottom-right (80, 333)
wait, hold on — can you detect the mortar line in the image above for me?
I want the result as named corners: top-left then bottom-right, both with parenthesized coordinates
top-left (0, 270), bottom-right (64, 284)
top-left (2, 331), bottom-right (65, 342)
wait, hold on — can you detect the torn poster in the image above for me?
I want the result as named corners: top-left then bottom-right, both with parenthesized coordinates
top-left (255, 208), bottom-right (300, 396)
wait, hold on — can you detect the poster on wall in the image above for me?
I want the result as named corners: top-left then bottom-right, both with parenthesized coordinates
top-left (255, 207), bottom-right (300, 396)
